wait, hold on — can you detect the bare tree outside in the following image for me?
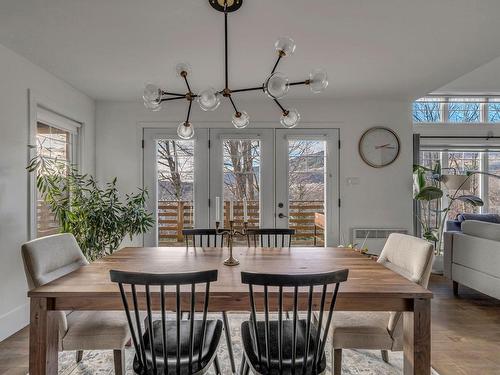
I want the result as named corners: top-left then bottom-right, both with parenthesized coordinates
top-left (223, 140), bottom-right (260, 201)
top-left (413, 99), bottom-right (441, 122)
top-left (448, 99), bottom-right (481, 123)
top-left (157, 140), bottom-right (194, 201)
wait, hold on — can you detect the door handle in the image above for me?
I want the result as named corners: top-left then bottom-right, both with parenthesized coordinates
top-left (278, 213), bottom-right (288, 219)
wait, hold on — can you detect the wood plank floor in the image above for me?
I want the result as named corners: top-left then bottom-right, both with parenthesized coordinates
top-left (1, 275), bottom-right (499, 375)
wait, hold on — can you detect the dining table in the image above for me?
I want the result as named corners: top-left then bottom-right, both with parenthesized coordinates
top-left (28, 246), bottom-right (432, 375)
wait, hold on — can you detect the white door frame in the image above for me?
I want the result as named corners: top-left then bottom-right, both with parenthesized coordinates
top-left (209, 128), bottom-right (275, 228)
top-left (275, 128), bottom-right (340, 247)
top-left (143, 128), bottom-right (209, 246)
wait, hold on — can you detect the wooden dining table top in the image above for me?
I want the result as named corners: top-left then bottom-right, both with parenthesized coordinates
top-left (28, 246), bottom-right (432, 301)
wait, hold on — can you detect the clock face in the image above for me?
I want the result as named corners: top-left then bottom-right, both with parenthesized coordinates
top-left (359, 127), bottom-right (400, 168)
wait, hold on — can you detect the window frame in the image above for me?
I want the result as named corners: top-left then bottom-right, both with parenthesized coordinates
top-left (418, 143), bottom-right (500, 217)
top-left (28, 90), bottom-right (84, 239)
top-left (413, 96), bottom-right (500, 124)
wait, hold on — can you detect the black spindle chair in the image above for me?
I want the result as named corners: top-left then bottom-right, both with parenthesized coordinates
top-left (247, 228), bottom-right (295, 249)
top-left (239, 269), bottom-right (349, 375)
top-left (181, 228), bottom-right (237, 373)
top-left (182, 229), bottom-right (227, 249)
top-left (109, 269), bottom-right (223, 375)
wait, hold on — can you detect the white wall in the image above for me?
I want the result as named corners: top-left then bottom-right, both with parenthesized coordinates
top-left (0, 43), bottom-right (95, 340)
top-left (96, 97), bottom-right (413, 246)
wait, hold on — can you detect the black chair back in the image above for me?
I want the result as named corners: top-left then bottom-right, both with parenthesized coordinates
top-left (247, 228), bottom-right (295, 248)
top-left (110, 269), bottom-right (219, 375)
top-left (240, 269), bottom-right (349, 374)
top-left (182, 229), bottom-right (226, 248)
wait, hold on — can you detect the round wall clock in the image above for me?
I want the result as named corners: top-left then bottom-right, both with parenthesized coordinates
top-left (359, 127), bottom-right (400, 168)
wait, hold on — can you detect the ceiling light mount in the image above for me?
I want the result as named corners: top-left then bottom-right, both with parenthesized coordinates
top-left (142, 0), bottom-right (328, 138)
top-left (209, 0), bottom-right (243, 13)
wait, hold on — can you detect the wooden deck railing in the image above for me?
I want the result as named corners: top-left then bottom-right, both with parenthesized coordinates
top-left (38, 199), bottom-right (325, 245)
top-left (158, 200), bottom-right (325, 245)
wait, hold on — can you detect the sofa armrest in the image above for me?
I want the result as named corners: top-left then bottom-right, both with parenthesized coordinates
top-left (462, 220), bottom-right (500, 241)
top-left (446, 220), bottom-right (461, 232)
top-left (443, 231), bottom-right (454, 279)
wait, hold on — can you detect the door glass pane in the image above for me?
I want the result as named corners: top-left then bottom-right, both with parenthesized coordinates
top-left (488, 152), bottom-right (500, 214)
top-left (157, 140), bottom-right (194, 245)
top-left (446, 151), bottom-right (481, 219)
top-left (223, 139), bottom-right (260, 230)
top-left (36, 122), bottom-right (72, 238)
top-left (418, 151), bottom-right (442, 227)
top-left (288, 140), bottom-right (326, 246)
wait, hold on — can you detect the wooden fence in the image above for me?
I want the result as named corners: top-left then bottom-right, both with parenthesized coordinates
top-left (158, 200), bottom-right (325, 245)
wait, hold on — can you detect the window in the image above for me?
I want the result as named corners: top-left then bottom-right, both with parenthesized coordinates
top-left (30, 105), bottom-right (81, 239)
top-left (446, 151), bottom-right (481, 218)
top-left (288, 140), bottom-right (326, 245)
top-left (418, 148), bottom-right (500, 219)
top-left (36, 122), bottom-right (76, 237)
top-left (413, 96), bottom-right (500, 124)
top-left (488, 99), bottom-right (500, 122)
top-left (223, 139), bottom-right (261, 229)
top-left (156, 139), bottom-right (194, 245)
top-left (413, 98), bottom-right (442, 123)
top-left (448, 98), bottom-right (481, 123)
top-left (487, 152), bottom-right (500, 214)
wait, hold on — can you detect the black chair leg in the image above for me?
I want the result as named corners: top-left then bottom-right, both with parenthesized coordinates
top-left (222, 311), bottom-right (236, 373)
top-left (214, 355), bottom-right (222, 375)
top-left (76, 350), bottom-right (83, 363)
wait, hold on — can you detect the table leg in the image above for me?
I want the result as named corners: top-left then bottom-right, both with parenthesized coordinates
top-left (404, 298), bottom-right (431, 375)
top-left (29, 297), bottom-right (58, 375)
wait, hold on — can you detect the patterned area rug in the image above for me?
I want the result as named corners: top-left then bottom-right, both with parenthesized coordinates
top-left (57, 314), bottom-right (439, 374)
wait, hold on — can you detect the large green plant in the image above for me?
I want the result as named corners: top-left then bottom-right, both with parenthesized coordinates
top-left (413, 162), bottom-right (485, 254)
top-left (28, 155), bottom-right (154, 261)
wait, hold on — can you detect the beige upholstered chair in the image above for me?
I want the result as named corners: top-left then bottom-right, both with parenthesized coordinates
top-left (22, 233), bottom-right (129, 374)
top-left (331, 233), bottom-right (434, 375)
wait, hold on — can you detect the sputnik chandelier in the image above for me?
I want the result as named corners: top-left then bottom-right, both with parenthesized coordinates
top-left (142, 0), bottom-right (328, 139)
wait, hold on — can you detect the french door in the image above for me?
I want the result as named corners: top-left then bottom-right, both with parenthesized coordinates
top-left (143, 128), bottom-right (209, 246)
top-left (275, 129), bottom-right (339, 246)
top-left (143, 127), bottom-right (338, 247)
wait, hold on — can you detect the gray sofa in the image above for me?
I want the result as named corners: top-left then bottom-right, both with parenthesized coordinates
top-left (444, 220), bottom-right (500, 299)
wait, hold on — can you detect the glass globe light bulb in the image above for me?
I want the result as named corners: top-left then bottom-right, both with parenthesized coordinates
top-left (198, 87), bottom-right (221, 111)
top-left (280, 108), bottom-right (300, 128)
top-left (143, 83), bottom-right (162, 104)
top-left (232, 111), bottom-right (250, 129)
top-left (264, 72), bottom-right (290, 99)
top-left (274, 37), bottom-right (296, 57)
top-left (309, 68), bottom-right (329, 93)
top-left (177, 121), bottom-right (195, 139)
top-left (144, 99), bottom-right (162, 112)
top-left (175, 62), bottom-right (192, 77)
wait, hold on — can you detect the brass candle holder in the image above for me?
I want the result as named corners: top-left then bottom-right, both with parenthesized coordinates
top-left (215, 220), bottom-right (248, 266)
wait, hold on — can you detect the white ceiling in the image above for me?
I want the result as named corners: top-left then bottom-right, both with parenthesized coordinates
top-left (436, 56), bottom-right (500, 95)
top-left (1, 0), bottom-right (500, 101)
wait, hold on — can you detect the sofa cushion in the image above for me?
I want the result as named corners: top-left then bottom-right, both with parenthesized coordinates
top-left (462, 220), bottom-right (500, 242)
top-left (457, 213), bottom-right (500, 224)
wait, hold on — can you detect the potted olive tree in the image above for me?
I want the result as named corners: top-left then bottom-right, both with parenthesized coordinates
top-left (28, 155), bottom-right (154, 261)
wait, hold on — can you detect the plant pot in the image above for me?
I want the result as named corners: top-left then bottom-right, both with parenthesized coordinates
top-left (432, 253), bottom-right (444, 275)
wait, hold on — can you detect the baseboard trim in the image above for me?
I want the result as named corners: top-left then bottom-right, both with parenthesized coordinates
top-left (0, 302), bottom-right (29, 341)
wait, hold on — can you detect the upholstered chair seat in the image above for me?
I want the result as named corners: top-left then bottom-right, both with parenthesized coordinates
top-left (330, 233), bottom-right (434, 375)
top-left (331, 311), bottom-right (399, 350)
top-left (22, 233), bottom-right (129, 374)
